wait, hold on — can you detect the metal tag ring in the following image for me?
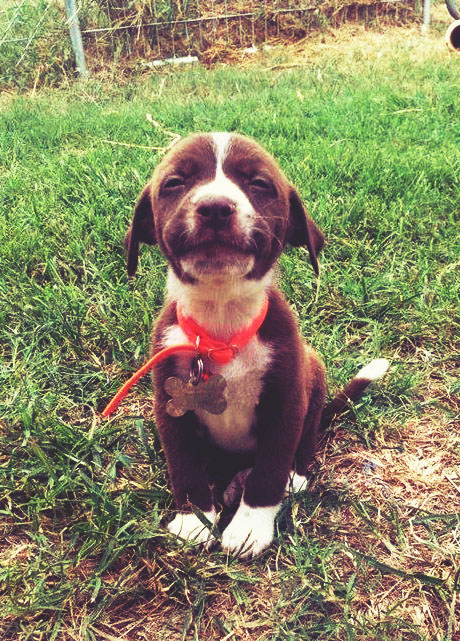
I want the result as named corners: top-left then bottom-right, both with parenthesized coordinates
top-left (189, 355), bottom-right (204, 386)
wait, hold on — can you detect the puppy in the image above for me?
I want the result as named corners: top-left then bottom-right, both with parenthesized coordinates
top-left (124, 132), bottom-right (389, 558)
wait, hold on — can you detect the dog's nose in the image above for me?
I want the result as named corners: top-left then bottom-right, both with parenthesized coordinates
top-left (196, 197), bottom-right (235, 230)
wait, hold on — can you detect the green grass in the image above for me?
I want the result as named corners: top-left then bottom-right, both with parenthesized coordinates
top-left (1, 33), bottom-right (460, 640)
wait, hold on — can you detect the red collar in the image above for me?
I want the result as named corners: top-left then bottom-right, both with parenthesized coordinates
top-left (177, 298), bottom-right (269, 365)
top-left (102, 298), bottom-right (269, 417)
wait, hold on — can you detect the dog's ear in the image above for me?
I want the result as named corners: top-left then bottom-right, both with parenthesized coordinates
top-left (125, 184), bottom-right (156, 277)
top-left (287, 188), bottom-right (325, 276)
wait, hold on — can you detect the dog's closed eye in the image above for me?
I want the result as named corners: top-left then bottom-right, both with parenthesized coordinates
top-left (249, 176), bottom-right (273, 191)
top-left (162, 176), bottom-right (186, 191)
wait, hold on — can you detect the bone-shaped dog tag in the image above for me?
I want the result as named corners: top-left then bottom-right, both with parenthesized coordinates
top-left (165, 375), bottom-right (227, 417)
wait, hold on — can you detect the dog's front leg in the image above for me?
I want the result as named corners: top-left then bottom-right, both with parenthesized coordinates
top-left (154, 364), bottom-right (217, 547)
top-left (159, 411), bottom-right (218, 546)
top-left (221, 380), bottom-right (306, 558)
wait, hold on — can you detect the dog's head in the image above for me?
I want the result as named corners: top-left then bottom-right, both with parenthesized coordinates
top-left (126, 132), bottom-right (324, 283)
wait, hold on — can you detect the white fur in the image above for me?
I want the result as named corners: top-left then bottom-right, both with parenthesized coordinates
top-left (167, 509), bottom-right (217, 547)
top-left (190, 133), bottom-right (255, 239)
top-left (212, 132), bottom-right (231, 167)
top-left (166, 269), bottom-right (273, 339)
top-left (195, 337), bottom-right (272, 452)
top-left (162, 324), bottom-right (189, 346)
top-left (356, 358), bottom-right (389, 381)
top-left (221, 499), bottom-right (281, 558)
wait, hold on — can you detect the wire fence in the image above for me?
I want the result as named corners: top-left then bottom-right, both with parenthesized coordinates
top-left (0, 0), bottom-right (420, 88)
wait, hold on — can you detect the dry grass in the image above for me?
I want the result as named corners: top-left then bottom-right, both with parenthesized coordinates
top-left (242, 2), bottom-right (454, 67)
top-left (310, 383), bottom-right (460, 638)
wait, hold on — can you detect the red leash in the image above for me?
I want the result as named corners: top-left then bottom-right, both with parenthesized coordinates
top-left (102, 343), bottom-right (196, 417)
top-left (102, 298), bottom-right (269, 418)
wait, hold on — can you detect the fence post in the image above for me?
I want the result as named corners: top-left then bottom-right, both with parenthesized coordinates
top-left (422, 0), bottom-right (431, 30)
top-left (64, 0), bottom-right (89, 76)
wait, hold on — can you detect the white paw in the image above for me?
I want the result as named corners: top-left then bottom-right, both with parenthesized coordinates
top-left (167, 510), bottom-right (217, 547)
top-left (221, 500), bottom-right (281, 558)
top-left (285, 472), bottom-right (308, 495)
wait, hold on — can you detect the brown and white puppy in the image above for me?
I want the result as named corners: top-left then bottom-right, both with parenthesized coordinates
top-left (125, 132), bottom-right (388, 558)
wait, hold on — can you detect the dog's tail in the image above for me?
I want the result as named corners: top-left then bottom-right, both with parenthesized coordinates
top-left (320, 358), bottom-right (389, 430)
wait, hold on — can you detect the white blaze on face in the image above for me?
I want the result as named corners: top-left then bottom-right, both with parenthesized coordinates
top-left (189, 132), bottom-right (255, 238)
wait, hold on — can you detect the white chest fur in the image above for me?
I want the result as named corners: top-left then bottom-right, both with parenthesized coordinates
top-left (161, 325), bottom-right (272, 452)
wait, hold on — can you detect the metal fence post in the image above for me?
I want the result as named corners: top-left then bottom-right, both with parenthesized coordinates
top-left (423, 0), bottom-right (431, 30)
top-left (64, 0), bottom-right (89, 76)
